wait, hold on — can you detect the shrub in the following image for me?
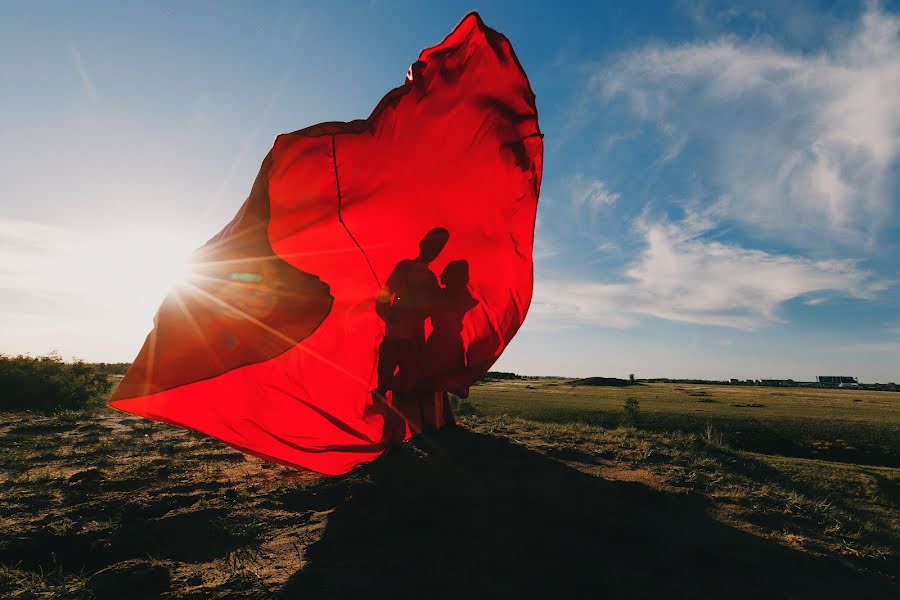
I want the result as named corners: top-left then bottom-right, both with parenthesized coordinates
top-left (623, 397), bottom-right (640, 426)
top-left (93, 362), bottom-right (131, 376)
top-left (449, 393), bottom-right (477, 416)
top-left (0, 354), bottom-right (113, 412)
top-left (702, 423), bottom-right (724, 447)
top-left (479, 371), bottom-right (523, 382)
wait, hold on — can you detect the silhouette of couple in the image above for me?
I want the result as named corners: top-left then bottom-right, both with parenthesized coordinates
top-left (374, 228), bottom-right (477, 432)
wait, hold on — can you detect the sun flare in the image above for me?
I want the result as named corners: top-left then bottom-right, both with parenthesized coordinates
top-left (77, 225), bottom-right (203, 315)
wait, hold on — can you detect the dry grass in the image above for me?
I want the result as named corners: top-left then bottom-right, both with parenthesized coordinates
top-left (0, 386), bottom-right (897, 598)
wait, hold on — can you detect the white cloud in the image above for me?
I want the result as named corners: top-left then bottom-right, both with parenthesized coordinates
top-left (590, 6), bottom-right (900, 248)
top-left (565, 174), bottom-right (620, 219)
top-left (0, 219), bottom-right (71, 298)
top-left (531, 217), bottom-right (879, 330)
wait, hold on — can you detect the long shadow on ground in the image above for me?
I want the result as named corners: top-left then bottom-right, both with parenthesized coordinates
top-left (282, 427), bottom-right (895, 600)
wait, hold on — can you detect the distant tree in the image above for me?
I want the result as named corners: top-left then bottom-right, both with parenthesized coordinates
top-left (480, 371), bottom-right (522, 382)
top-left (93, 362), bottom-right (131, 376)
top-left (629, 373), bottom-right (635, 382)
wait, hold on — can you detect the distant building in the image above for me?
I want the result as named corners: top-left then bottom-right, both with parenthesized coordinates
top-left (817, 375), bottom-right (859, 388)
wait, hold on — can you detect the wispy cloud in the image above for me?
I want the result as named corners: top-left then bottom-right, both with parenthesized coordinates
top-left (832, 341), bottom-right (900, 354)
top-left (583, 6), bottom-right (900, 249)
top-left (70, 45), bottom-right (98, 103)
top-left (531, 217), bottom-right (880, 330)
top-left (565, 174), bottom-right (620, 220)
top-left (0, 219), bottom-right (71, 298)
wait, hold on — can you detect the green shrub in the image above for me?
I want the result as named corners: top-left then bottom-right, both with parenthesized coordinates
top-left (93, 362), bottom-right (131, 376)
top-left (0, 354), bottom-right (113, 412)
top-left (449, 393), bottom-right (478, 416)
top-left (623, 397), bottom-right (640, 427)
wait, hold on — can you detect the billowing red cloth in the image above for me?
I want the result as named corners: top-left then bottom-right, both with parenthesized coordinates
top-left (109, 12), bottom-right (542, 475)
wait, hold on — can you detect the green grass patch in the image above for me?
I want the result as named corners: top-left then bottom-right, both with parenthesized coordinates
top-left (467, 381), bottom-right (900, 467)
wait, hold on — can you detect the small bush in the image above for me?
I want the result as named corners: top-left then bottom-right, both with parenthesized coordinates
top-left (449, 393), bottom-right (478, 416)
top-left (0, 354), bottom-right (113, 412)
top-left (702, 423), bottom-right (724, 446)
top-left (623, 397), bottom-right (640, 427)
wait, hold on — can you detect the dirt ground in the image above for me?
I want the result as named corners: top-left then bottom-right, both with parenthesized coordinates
top-left (0, 409), bottom-right (897, 599)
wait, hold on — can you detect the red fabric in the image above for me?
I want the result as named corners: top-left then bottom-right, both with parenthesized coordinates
top-left (109, 12), bottom-right (542, 475)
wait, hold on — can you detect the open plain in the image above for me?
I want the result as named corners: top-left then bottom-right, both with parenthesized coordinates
top-left (0, 380), bottom-right (897, 598)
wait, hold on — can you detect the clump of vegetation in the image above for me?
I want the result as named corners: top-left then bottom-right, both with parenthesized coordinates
top-left (479, 370), bottom-right (524, 382)
top-left (623, 397), bottom-right (640, 426)
top-left (93, 362), bottom-right (131, 376)
top-left (0, 354), bottom-right (113, 412)
top-left (701, 423), bottom-right (724, 446)
top-left (449, 393), bottom-right (477, 416)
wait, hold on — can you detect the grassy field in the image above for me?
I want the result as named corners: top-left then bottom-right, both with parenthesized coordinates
top-left (466, 380), bottom-right (900, 575)
top-left (467, 380), bottom-right (900, 466)
top-left (0, 380), bottom-right (897, 598)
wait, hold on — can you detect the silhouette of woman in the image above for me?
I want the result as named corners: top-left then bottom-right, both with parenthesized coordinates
top-left (418, 259), bottom-right (478, 430)
top-left (423, 260), bottom-right (478, 381)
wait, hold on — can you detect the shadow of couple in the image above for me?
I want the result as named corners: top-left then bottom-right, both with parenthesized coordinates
top-left (280, 427), bottom-right (895, 599)
top-left (375, 227), bottom-right (476, 400)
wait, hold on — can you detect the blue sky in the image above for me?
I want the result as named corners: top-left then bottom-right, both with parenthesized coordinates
top-left (1, 1), bottom-right (898, 382)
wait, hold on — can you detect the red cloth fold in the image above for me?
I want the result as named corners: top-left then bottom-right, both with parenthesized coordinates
top-left (110, 12), bottom-right (543, 475)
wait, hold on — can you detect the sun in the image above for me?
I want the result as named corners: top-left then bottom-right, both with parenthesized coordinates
top-left (91, 225), bottom-right (201, 311)
top-left (134, 241), bottom-right (194, 295)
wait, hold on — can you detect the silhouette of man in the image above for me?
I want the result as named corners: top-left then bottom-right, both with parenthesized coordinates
top-left (375, 227), bottom-right (449, 397)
